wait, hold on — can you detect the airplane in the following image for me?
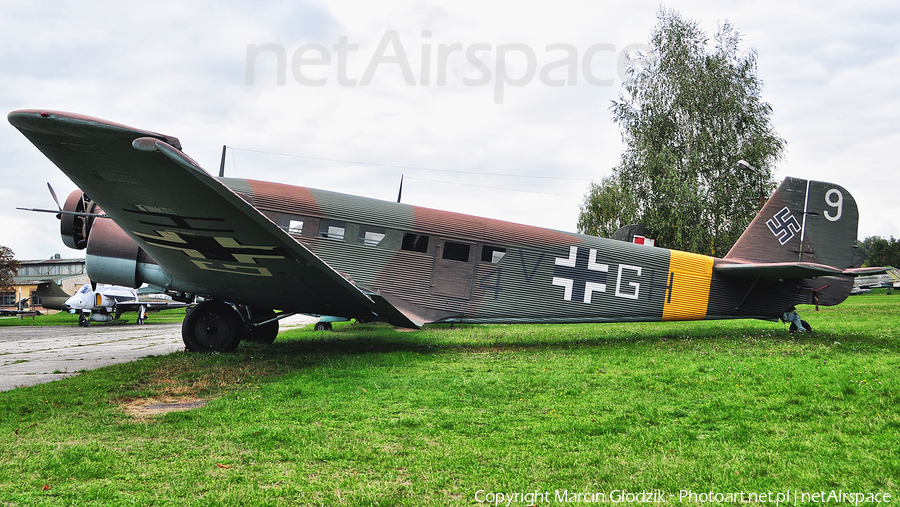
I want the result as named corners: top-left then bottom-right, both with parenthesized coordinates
top-left (852, 267), bottom-right (898, 294)
top-left (32, 280), bottom-right (72, 311)
top-left (63, 283), bottom-right (188, 326)
top-left (8, 109), bottom-right (884, 351)
top-left (0, 280), bottom-right (69, 316)
top-left (0, 304), bottom-right (39, 317)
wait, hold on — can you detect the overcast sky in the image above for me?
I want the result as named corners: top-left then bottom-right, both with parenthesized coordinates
top-left (2, 0), bottom-right (898, 261)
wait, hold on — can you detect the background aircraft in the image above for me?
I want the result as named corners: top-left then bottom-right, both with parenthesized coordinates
top-left (852, 267), bottom-right (898, 294)
top-left (32, 280), bottom-right (72, 311)
top-left (0, 277), bottom-right (73, 316)
top-left (64, 283), bottom-right (188, 326)
top-left (8, 110), bottom-right (882, 351)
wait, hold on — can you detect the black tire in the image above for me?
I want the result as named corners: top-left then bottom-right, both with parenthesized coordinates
top-left (243, 308), bottom-right (279, 344)
top-left (181, 301), bottom-right (243, 352)
top-left (789, 320), bottom-right (812, 334)
top-left (314, 321), bottom-right (332, 331)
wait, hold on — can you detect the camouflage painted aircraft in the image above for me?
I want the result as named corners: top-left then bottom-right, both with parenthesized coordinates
top-left (9, 110), bottom-right (879, 352)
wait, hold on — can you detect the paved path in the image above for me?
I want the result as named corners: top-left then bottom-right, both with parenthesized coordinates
top-left (0, 315), bottom-right (316, 391)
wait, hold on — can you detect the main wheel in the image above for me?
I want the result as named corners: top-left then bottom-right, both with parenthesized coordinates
top-left (182, 301), bottom-right (243, 352)
top-left (243, 308), bottom-right (279, 344)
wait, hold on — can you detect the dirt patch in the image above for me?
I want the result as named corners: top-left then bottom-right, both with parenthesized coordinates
top-left (122, 397), bottom-right (208, 419)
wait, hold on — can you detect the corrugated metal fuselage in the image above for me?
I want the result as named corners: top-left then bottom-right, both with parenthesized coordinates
top-left (224, 178), bottom-right (817, 325)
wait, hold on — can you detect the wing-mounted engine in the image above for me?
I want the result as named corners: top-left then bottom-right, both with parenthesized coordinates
top-left (60, 189), bottom-right (100, 250)
top-left (84, 216), bottom-right (147, 288)
top-left (56, 190), bottom-right (154, 289)
top-left (53, 189), bottom-right (150, 288)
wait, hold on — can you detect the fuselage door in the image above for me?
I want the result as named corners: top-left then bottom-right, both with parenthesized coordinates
top-left (431, 239), bottom-right (475, 299)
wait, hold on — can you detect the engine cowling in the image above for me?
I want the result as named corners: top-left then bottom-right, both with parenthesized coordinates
top-left (85, 217), bottom-right (145, 288)
top-left (59, 189), bottom-right (153, 289)
top-left (58, 189), bottom-right (178, 292)
top-left (60, 190), bottom-right (99, 250)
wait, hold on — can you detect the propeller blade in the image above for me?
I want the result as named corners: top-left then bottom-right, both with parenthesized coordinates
top-left (16, 207), bottom-right (108, 218)
top-left (47, 182), bottom-right (61, 210)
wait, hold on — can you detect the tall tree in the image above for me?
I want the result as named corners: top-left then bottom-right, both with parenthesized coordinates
top-left (0, 246), bottom-right (20, 294)
top-left (576, 173), bottom-right (638, 238)
top-left (579, 8), bottom-right (785, 255)
top-left (859, 236), bottom-right (900, 268)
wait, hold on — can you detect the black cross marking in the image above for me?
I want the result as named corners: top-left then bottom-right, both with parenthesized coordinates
top-left (553, 247), bottom-right (608, 303)
top-left (136, 230), bottom-right (289, 264)
top-left (123, 208), bottom-right (234, 234)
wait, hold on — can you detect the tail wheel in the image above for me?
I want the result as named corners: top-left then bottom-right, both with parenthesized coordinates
top-left (789, 320), bottom-right (812, 334)
top-left (182, 301), bottom-right (242, 352)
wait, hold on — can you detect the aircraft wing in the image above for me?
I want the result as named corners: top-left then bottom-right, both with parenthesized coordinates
top-left (9, 110), bottom-right (421, 328)
top-left (0, 309), bottom-right (38, 316)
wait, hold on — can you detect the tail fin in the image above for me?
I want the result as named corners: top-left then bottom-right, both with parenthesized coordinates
top-left (726, 176), bottom-right (859, 269)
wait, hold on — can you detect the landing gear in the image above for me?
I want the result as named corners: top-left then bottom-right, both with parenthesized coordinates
top-left (136, 305), bottom-right (147, 325)
top-left (789, 320), bottom-right (812, 334)
top-left (240, 307), bottom-right (279, 344)
top-left (782, 308), bottom-right (812, 334)
top-left (78, 313), bottom-right (90, 327)
top-left (182, 301), bottom-right (243, 352)
top-left (314, 321), bottom-right (332, 331)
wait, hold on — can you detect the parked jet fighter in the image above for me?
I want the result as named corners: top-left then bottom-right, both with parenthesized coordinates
top-left (9, 110), bottom-right (880, 351)
top-left (852, 267), bottom-right (899, 293)
top-left (32, 280), bottom-right (72, 311)
top-left (64, 283), bottom-right (187, 326)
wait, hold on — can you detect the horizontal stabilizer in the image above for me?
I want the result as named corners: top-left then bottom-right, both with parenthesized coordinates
top-left (715, 262), bottom-right (843, 280)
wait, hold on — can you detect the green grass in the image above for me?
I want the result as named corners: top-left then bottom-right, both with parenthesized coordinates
top-left (0, 292), bottom-right (897, 505)
top-left (0, 307), bottom-right (189, 326)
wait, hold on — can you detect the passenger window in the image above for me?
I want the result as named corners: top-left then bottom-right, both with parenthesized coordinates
top-left (277, 214), bottom-right (305, 235)
top-left (401, 233), bottom-right (429, 253)
top-left (443, 241), bottom-right (471, 262)
top-left (358, 226), bottom-right (386, 247)
top-left (318, 220), bottom-right (345, 241)
top-left (481, 245), bottom-right (506, 263)
top-left (287, 219), bottom-right (304, 235)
